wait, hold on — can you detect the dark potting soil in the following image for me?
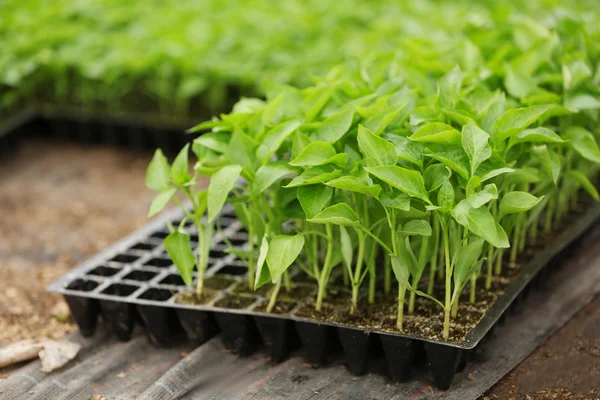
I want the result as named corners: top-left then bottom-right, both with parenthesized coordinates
top-left (253, 285), bottom-right (317, 314)
top-left (231, 281), bottom-right (272, 297)
top-left (204, 276), bottom-right (236, 291)
top-left (214, 294), bottom-right (256, 309)
top-left (175, 289), bottom-right (218, 306)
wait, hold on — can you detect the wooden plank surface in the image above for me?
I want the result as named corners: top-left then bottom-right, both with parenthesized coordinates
top-left (2, 227), bottom-right (600, 400)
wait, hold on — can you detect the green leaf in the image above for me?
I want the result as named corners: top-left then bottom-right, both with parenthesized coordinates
top-left (425, 146), bottom-right (470, 180)
top-left (266, 234), bottom-right (305, 283)
top-left (532, 145), bottom-right (561, 184)
top-left (256, 120), bottom-right (301, 162)
top-left (424, 164), bottom-right (449, 192)
top-left (307, 203), bottom-right (360, 226)
top-left (164, 231), bottom-right (195, 286)
top-left (339, 225), bottom-right (354, 279)
top-left (171, 143), bottom-right (191, 185)
top-left (494, 104), bottom-right (570, 142)
top-left (508, 127), bottom-right (565, 148)
top-left (562, 60), bottom-right (592, 91)
top-left (228, 130), bottom-right (258, 172)
top-left (325, 176), bottom-right (382, 198)
top-left (564, 127), bottom-right (600, 164)
top-left (297, 185), bottom-right (333, 219)
top-left (451, 200), bottom-right (509, 248)
top-left (453, 238), bottom-right (485, 286)
top-left (437, 66), bottom-right (463, 108)
top-left (409, 122), bottom-right (461, 145)
top-left (148, 188), bottom-right (177, 217)
top-left (314, 109), bottom-right (355, 143)
top-left (146, 149), bottom-right (171, 192)
top-left (564, 94), bottom-right (600, 112)
top-left (289, 141), bottom-right (345, 167)
top-left (254, 236), bottom-right (271, 289)
top-left (207, 165), bottom-right (242, 223)
top-left (504, 65), bottom-right (537, 99)
top-left (365, 166), bottom-right (430, 203)
top-left (480, 167), bottom-right (515, 182)
top-left (254, 162), bottom-right (298, 196)
top-left (437, 177), bottom-right (455, 211)
top-left (380, 191), bottom-right (411, 211)
top-left (461, 120), bottom-right (492, 177)
top-left (566, 170), bottom-right (599, 201)
top-left (399, 220), bottom-right (431, 236)
top-left (390, 254), bottom-right (411, 289)
top-left (499, 192), bottom-right (544, 217)
top-left (386, 134), bottom-right (424, 168)
top-left (193, 132), bottom-right (229, 153)
top-left (284, 165), bottom-right (342, 187)
top-left (357, 125), bottom-right (398, 167)
top-left (467, 183), bottom-right (498, 208)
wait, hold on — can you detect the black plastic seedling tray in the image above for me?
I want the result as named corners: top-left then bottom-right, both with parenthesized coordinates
top-left (47, 202), bottom-right (600, 390)
top-left (0, 105), bottom-right (196, 155)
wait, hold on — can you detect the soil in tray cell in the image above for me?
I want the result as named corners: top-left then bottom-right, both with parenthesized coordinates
top-left (214, 294), bottom-right (257, 309)
top-left (175, 289), bottom-right (219, 306)
top-left (204, 276), bottom-right (236, 290)
top-left (253, 285), bottom-right (316, 314)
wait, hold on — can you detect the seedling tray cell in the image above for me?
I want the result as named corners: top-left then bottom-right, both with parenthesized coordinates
top-left (47, 203), bottom-right (600, 390)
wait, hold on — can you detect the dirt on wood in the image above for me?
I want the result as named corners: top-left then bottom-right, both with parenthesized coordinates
top-left (0, 140), bottom-right (155, 347)
top-left (482, 294), bottom-right (600, 400)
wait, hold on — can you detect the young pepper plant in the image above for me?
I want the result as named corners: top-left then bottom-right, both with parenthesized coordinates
top-left (146, 146), bottom-right (242, 297)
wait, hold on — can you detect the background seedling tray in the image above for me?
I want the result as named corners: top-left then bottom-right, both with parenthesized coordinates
top-left (47, 202), bottom-right (600, 390)
top-left (0, 105), bottom-right (197, 155)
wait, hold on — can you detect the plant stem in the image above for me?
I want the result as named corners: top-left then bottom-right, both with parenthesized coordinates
top-left (442, 219), bottom-right (451, 340)
top-left (469, 275), bottom-right (476, 303)
top-left (494, 249), bottom-right (504, 275)
top-left (510, 214), bottom-right (523, 265)
top-left (315, 224), bottom-right (334, 311)
top-left (396, 284), bottom-right (406, 331)
top-left (544, 195), bottom-right (556, 233)
top-left (384, 255), bottom-right (392, 294)
top-left (409, 234), bottom-right (429, 314)
top-left (266, 279), bottom-right (282, 313)
top-left (428, 215), bottom-right (440, 295)
top-left (350, 231), bottom-right (366, 314)
top-left (485, 245), bottom-right (494, 289)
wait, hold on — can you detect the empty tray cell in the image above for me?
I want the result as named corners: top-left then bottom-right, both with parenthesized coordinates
top-left (87, 265), bottom-right (121, 277)
top-left (66, 278), bottom-right (99, 292)
top-left (110, 254), bottom-right (139, 264)
top-left (209, 247), bottom-right (230, 259)
top-left (144, 257), bottom-right (173, 268)
top-left (159, 274), bottom-right (186, 286)
top-left (222, 236), bottom-right (248, 247)
top-left (138, 287), bottom-right (174, 302)
top-left (101, 283), bottom-right (140, 297)
top-left (150, 231), bottom-right (169, 239)
top-left (123, 270), bottom-right (158, 282)
top-left (215, 264), bottom-right (248, 276)
top-left (128, 242), bottom-right (156, 251)
top-left (189, 234), bottom-right (199, 242)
